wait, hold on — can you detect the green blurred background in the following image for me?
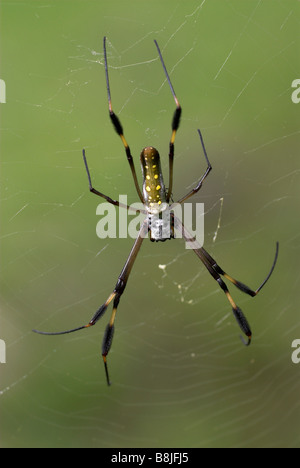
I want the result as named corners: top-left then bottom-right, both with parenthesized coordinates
top-left (1, 0), bottom-right (299, 448)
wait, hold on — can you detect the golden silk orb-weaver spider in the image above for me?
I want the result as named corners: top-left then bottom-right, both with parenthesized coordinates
top-left (33, 37), bottom-right (279, 386)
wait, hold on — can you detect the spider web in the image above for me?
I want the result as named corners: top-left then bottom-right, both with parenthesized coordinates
top-left (1, 0), bottom-right (300, 448)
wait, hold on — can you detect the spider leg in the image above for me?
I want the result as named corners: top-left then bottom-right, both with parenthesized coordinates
top-left (174, 216), bottom-right (278, 346)
top-left (200, 243), bottom-right (279, 297)
top-left (100, 218), bottom-right (148, 385)
top-left (177, 129), bottom-right (212, 204)
top-left (103, 37), bottom-right (144, 203)
top-left (154, 40), bottom-right (182, 203)
top-left (33, 218), bottom-right (148, 385)
top-left (33, 293), bottom-right (116, 336)
top-left (82, 149), bottom-right (130, 210)
top-left (82, 149), bottom-right (144, 214)
top-left (194, 247), bottom-right (252, 346)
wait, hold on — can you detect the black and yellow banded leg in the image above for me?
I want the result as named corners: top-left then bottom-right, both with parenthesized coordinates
top-left (174, 216), bottom-right (278, 346)
top-left (200, 243), bottom-right (279, 297)
top-left (83, 219), bottom-right (148, 385)
top-left (154, 40), bottom-right (182, 203)
top-left (195, 248), bottom-right (252, 346)
top-left (99, 219), bottom-right (149, 385)
top-left (32, 291), bottom-right (117, 337)
top-left (33, 219), bottom-right (149, 385)
top-left (101, 293), bottom-right (120, 386)
top-left (103, 37), bottom-right (144, 203)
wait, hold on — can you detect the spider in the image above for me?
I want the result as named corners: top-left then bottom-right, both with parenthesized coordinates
top-left (33, 37), bottom-right (279, 385)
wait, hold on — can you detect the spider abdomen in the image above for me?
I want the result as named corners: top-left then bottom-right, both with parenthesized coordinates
top-left (140, 146), bottom-right (167, 213)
